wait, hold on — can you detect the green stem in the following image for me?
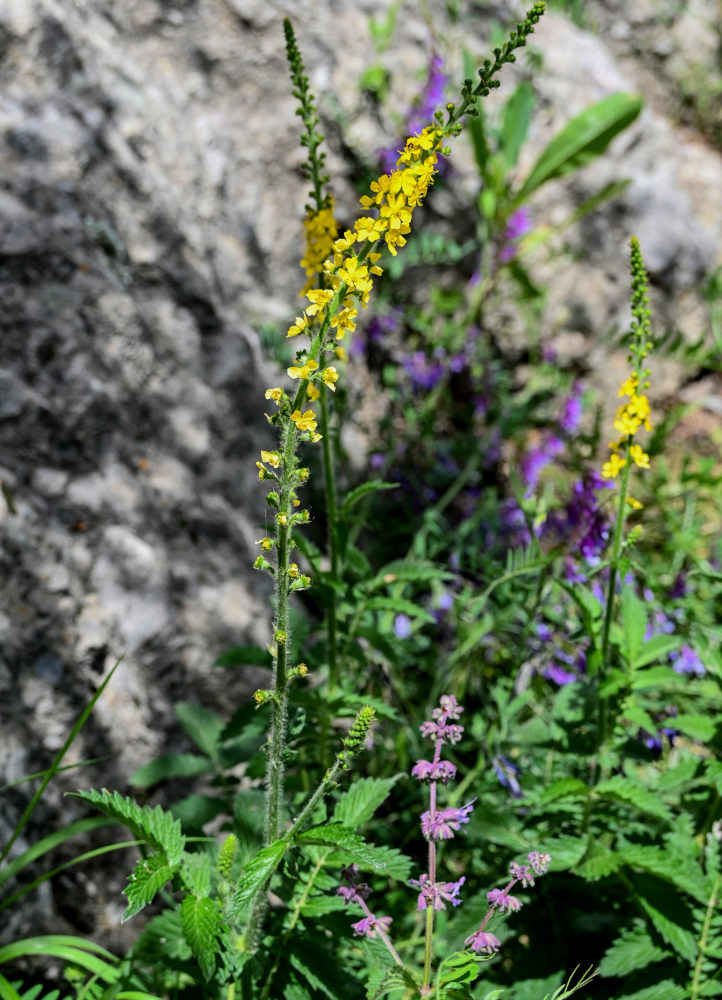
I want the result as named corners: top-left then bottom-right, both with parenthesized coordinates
top-left (319, 384), bottom-right (339, 691)
top-left (690, 874), bottom-right (721, 1000)
top-left (598, 441), bottom-right (632, 756)
top-left (421, 906), bottom-right (434, 994)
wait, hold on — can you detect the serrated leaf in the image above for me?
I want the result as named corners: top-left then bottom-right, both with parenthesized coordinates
top-left (673, 714), bottom-right (717, 742)
top-left (72, 790), bottom-right (185, 865)
top-left (333, 776), bottom-right (402, 828)
top-left (369, 966), bottom-right (418, 1000)
top-left (594, 776), bottom-right (673, 822)
top-left (618, 981), bottom-right (688, 1000)
top-left (181, 851), bottom-right (212, 897)
top-left (598, 920), bottom-right (671, 977)
top-left (632, 634), bottom-right (681, 668)
top-left (621, 587), bottom-right (647, 666)
top-left (296, 825), bottom-right (400, 875)
top-left (367, 559), bottom-right (454, 590)
top-left (437, 951), bottom-right (483, 986)
top-left (618, 846), bottom-right (711, 904)
top-left (340, 480), bottom-right (400, 515)
top-left (575, 847), bottom-right (621, 881)
top-left (175, 703), bottom-right (225, 760)
top-left (630, 666), bottom-right (682, 690)
top-left (541, 835), bottom-right (588, 870)
top-left (122, 854), bottom-right (179, 921)
top-left (540, 778), bottom-right (589, 803)
top-left (364, 597), bottom-right (436, 624)
top-left (638, 896), bottom-right (697, 962)
top-left (129, 753), bottom-right (213, 789)
top-left (179, 894), bottom-right (221, 982)
top-left (289, 940), bottom-right (348, 1000)
top-left (229, 838), bottom-right (288, 916)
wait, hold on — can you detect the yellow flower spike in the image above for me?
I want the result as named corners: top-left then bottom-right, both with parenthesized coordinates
top-left (630, 443), bottom-right (650, 469)
top-left (265, 387), bottom-right (283, 403)
top-left (307, 383), bottom-right (320, 401)
top-left (287, 359), bottom-right (319, 380)
top-left (322, 367), bottom-right (339, 391)
top-left (601, 453), bottom-right (627, 479)
top-left (618, 375), bottom-right (638, 398)
top-left (260, 450), bottom-right (281, 469)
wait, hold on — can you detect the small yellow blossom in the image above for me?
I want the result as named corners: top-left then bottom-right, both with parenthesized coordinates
top-left (307, 383), bottom-right (320, 401)
top-left (288, 358), bottom-right (319, 380)
top-left (289, 563), bottom-right (300, 579)
top-left (618, 375), bottom-right (638, 398)
top-left (305, 288), bottom-right (334, 315)
top-left (602, 452), bottom-right (627, 479)
top-left (287, 315), bottom-right (308, 338)
top-left (260, 450), bottom-right (280, 469)
top-left (290, 409), bottom-right (318, 432)
top-left (310, 431), bottom-right (322, 443)
top-left (335, 346), bottom-right (348, 361)
top-left (277, 513), bottom-right (288, 526)
top-left (627, 496), bottom-right (644, 510)
top-left (629, 443), bottom-right (650, 468)
top-left (265, 387), bottom-right (283, 403)
top-left (258, 537), bottom-right (273, 551)
top-left (322, 367), bottom-right (339, 390)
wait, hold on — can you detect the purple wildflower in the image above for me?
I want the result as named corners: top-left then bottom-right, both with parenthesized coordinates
top-left (559, 382), bottom-right (583, 435)
top-left (337, 883), bottom-right (370, 905)
top-left (499, 207), bottom-right (531, 263)
top-left (421, 800), bottom-right (475, 840)
top-left (412, 759), bottom-right (457, 783)
top-left (671, 644), bottom-right (705, 676)
top-left (410, 873), bottom-right (466, 911)
top-left (419, 720), bottom-right (464, 744)
top-left (668, 571), bottom-right (688, 599)
top-left (351, 915), bottom-right (392, 939)
top-left (521, 435), bottom-right (563, 497)
top-left (486, 888), bottom-right (522, 913)
top-left (492, 754), bottom-right (522, 798)
top-left (544, 662), bottom-right (578, 686)
top-left (509, 862), bottom-right (535, 887)
top-left (465, 930), bottom-right (501, 954)
top-left (401, 350), bottom-right (445, 391)
top-left (394, 613), bottom-right (412, 639)
top-left (528, 851), bottom-right (551, 876)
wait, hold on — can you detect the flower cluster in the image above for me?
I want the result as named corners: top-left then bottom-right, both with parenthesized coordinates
top-left (299, 200), bottom-right (337, 294)
top-left (601, 238), bottom-right (654, 503)
top-left (465, 850), bottom-right (551, 954)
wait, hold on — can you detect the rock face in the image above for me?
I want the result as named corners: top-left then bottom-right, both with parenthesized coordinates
top-left (0, 0), bottom-right (720, 946)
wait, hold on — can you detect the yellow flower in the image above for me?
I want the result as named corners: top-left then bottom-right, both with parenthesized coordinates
top-left (630, 443), bottom-right (650, 468)
top-left (260, 450), bottom-right (280, 468)
top-left (322, 367), bottom-right (339, 391)
top-left (288, 358), bottom-right (319, 380)
top-left (305, 288), bottom-right (334, 315)
top-left (265, 387), bottom-right (283, 403)
top-left (618, 375), bottom-right (638, 398)
top-left (310, 431), bottom-right (323, 443)
top-left (307, 383), bottom-right (320, 401)
top-left (601, 452), bottom-right (627, 479)
top-left (335, 346), bottom-right (348, 361)
top-left (259, 537), bottom-right (273, 551)
top-left (289, 563), bottom-right (300, 579)
top-left (287, 315), bottom-right (308, 338)
top-left (627, 496), bottom-right (643, 510)
top-left (290, 409), bottom-right (318, 432)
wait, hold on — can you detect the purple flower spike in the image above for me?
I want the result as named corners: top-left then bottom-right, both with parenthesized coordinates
top-left (670, 644), bottom-right (705, 676)
top-left (527, 851), bottom-right (551, 876)
top-left (351, 915), bottom-right (392, 939)
top-left (465, 930), bottom-right (501, 954)
top-left (509, 862), bottom-right (535, 887)
top-left (410, 873), bottom-right (466, 911)
top-left (486, 888), bottom-right (522, 913)
top-left (419, 719), bottom-right (464, 744)
top-left (337, 883), bottom-right (370, 905)
top-left (421, 800), bottom-right (475, 840)
top-left (412, 759), bottom-right (457, 784)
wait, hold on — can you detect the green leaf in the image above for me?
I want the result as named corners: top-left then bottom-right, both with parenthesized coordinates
top-left (289, 940), bottom-right (349, 1000)
top-left (617, 981), bottom-right (688, 1000)
top-left (515, 93), bottom-right (643, 203)
top-left (575, 845), bottom-right (621, 881)
top-left (541, 835), bottom-right (588, 871)
top-left (618, 845), bottom-right (711, 904)
top-left (501, 80), bottom-right (534, 168)
top-left (621, 587), bottom-right (647, 667)
top-left (632, 634), bottom-right (681, 668)
top-left (340, 480), bottom-right (400, 515)
top-left (181, 851), bottom-right (212, 898)
top-left (333, 776), bottom-right (402, 828)
top-left (123, 854), bottom-right (179, 921)
top-left (364, 597), bottom-right (435, 624)
top-left (71, 789), bottom-right (185, 865)
top-left (673, 714), bottom-right (717, 742)
top-left (540, 778), bottom-right (589, 803)
top-left (129, 753), bottom-right (213, 789)
top-left (630, 665), bottom-right (682, 690)
top-left (296, 824), bottom-right (400, 875)
top-left (437, 951), bottom-right (484, 987)
top-left (214, 644), bottom-right (273, 669)
top-left (0, 937), bottom-right (118, 980)
top-left (598, 920), bottom-right (671, 977)
top-left (175, 703), bottom-right (225, 760)
top-left (594, 776), bottom-right (673, 822)
top-left (0, 975), bottom-right (23, 1000)
top-left (369, 966), bottom-right (418, 1000)
top-left (367, 559), bottom-right (454, 590)
top-left (229, 838), bottom-right (288, 916)
top-left (638, 896), bottom-right (697, 962)
top-left (179, 894), bottom-right (221, 982)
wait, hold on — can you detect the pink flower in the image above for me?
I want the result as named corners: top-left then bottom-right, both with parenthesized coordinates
top-left (509, 862), bottom-right (535, 887)
top-left (351, 915), bottom-right (392, 939)
top-left (421, 800), bottom-right (475, 840)
top-left (487, 888), bottom-right (522, 913)
top-left (465, 929), bottom-right (501, 954)
top-left (410, 873), bottom-right (465, 911)
top-left (411, 759), bottom-right (457, 783)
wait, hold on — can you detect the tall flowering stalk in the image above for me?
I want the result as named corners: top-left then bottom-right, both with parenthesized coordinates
top-left (338, 696), bottom-right (550, 994)
top-left (597, 237), bottom-right (654, 744)
top-left (250, 0), bottom-right (546, 950)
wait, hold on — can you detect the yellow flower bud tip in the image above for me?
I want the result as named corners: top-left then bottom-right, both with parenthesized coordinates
top-left (258, 537), bottom-right (273, 551)
top-left (265, 387), bottom-right (283, 402)
top-left (260, 450), bottom-right (280, 468)
top-left (297, 663), bottom-right (308, 676)
top-left (277, 513), bottom-right (288, 526)
top-left (293, 498), bottom-right (300, 506)
top-left (254, 690), bottom-right (265, 703)
top-left (311, 432), bottom-right (322, 443)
